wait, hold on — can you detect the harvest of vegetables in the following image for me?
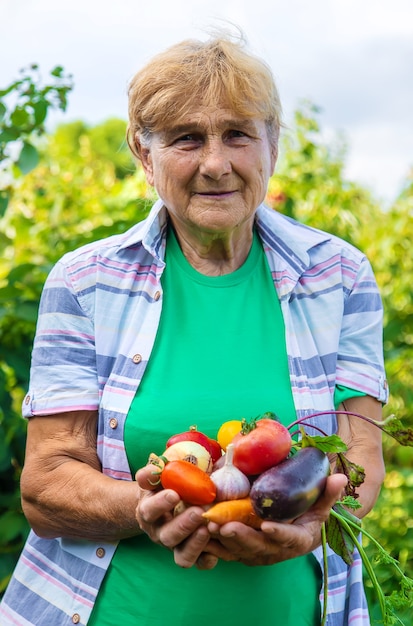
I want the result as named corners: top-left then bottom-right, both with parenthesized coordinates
top-left (148, 413), bottom-right (413, 626)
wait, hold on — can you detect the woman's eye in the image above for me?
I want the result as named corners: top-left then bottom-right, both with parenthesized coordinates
top-left (226, 129), bottom-right (250, 142)
top-left (174, 133), bottom-right (201, 145)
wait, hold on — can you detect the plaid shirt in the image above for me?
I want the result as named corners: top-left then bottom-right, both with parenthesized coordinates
top-left (1, 200), bottom-right (387, 625)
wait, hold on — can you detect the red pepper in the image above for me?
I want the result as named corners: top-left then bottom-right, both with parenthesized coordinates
top-left (160, 460), bottom-right (217, 505)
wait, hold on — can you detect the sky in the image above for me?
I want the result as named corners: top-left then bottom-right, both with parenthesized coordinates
top-left (1, 0), bottom-right (412, 205)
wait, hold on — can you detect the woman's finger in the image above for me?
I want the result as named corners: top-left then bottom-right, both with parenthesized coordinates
top-left (173, 524), bottom-right (211, 568)
top-left (135, 463), bottom-right (162, 491)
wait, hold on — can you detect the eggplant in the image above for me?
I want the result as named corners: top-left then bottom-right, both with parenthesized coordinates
top-left (250, 446), bottom-right (330, 522)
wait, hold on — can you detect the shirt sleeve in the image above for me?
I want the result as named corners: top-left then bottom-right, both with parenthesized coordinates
top-left (335, 256), bottom-right (388, 403)
top-left (22, 260), bottom-right (99, 417)
top-left (334, 384), bottom-right (365, 409)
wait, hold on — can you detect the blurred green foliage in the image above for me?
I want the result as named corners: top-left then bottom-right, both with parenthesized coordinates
top-left (0, 64), bottom-right (73, 216)
top-left (0, 74), bottom-right (412, 622)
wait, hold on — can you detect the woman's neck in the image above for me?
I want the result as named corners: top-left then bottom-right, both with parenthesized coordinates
top-left (169, 219), bottom-right (254, 276)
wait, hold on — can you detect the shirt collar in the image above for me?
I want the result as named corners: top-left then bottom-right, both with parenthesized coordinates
top-left (117, 198), bottom-right (168, 262)
top-left (117, 199), bottom-right (332, 274)
top-left (256, 203), bottom-right (332, 267)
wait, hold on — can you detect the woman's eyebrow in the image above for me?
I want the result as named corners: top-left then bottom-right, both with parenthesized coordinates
top-left (163, 118), bottom-right (257, 137)
top-left (163, 123), bottom-right (200, 136)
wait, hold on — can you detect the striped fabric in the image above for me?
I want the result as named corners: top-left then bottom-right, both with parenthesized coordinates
top-left (0, 200), bottom-right (388, 625)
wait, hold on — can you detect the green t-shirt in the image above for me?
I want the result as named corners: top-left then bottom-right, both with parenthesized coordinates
top-left (89, 228), bottom-right (322, 626)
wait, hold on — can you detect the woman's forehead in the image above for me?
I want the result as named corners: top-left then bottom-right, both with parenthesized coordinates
top-left (162, 102), bottom-right (262, 131)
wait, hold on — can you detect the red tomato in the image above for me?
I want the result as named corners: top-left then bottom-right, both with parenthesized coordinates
top-left (166, 427), bottom-right (222, 463)
top-left (231, 418), bottom-right (292, 476)
top-left (160, 460), bottom-right (217, 505)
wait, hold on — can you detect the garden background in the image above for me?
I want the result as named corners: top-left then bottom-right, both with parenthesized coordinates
top-left (0, 66), bottom-right (412, 623)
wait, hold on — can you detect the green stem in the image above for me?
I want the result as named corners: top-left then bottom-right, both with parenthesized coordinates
top-left (330, 509), bottom-right (387, 622)
top-left (320, 523), bottom-right (328, 626)
top-left (343, 517), bottom-right (407, 581)
top-left (333, 507), bottom-right (412, 585)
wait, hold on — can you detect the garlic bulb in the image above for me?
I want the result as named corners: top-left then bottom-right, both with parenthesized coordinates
top-left (210, 444), bottom-right (250, 501)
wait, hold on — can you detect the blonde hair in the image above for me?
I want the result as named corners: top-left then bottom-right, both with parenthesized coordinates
top-left (127, 33), bottom-right (282, 159)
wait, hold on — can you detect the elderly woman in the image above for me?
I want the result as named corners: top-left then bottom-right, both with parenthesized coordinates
top-left (0, 33), bottom-right (387, 625)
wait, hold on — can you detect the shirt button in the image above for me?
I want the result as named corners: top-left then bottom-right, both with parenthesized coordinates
top-left (132, 354), bottom-right (142, 364)
top-left (154, 290), bottom-right (161, 301)
top-left (109, 418), bottom-right (118, 429)
top-left (24, 395), bottom-right (30, 405)
top-left (72, 614), bottom-right (80, 624)
top-left (96, 547), bottom-right (106, 558)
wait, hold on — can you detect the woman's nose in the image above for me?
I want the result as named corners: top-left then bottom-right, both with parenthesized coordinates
top-left (198, 141), bottom-right (231, 179)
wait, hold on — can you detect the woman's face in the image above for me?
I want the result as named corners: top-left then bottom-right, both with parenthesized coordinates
top-left (138, 105), bottom-right (277, 239)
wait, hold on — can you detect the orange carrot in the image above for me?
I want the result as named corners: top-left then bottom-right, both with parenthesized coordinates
top-left (202, 497), bottom-right (263, 529)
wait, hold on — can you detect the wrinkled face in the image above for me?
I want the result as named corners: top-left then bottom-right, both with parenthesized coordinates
top-left (137, 105), bottom-right (278, 238)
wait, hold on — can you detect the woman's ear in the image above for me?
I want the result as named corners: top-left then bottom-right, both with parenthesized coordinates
top-left (269, 126), bottom-right (279, 173)
top-left (270, 146), bottom-right (278, 174)
top-left (135, 133), bottom-right (154, 185)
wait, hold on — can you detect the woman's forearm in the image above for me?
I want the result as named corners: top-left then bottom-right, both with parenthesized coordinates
top-left (335, 395), bottom-right (385, 518)
top-left (20, 411), bottom-right (143, 541)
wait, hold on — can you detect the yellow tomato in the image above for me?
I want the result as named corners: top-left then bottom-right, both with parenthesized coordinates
top-left (217, 420), bottom-right (243, 451)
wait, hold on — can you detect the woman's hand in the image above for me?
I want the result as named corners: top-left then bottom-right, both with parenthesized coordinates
top-left (204, 472), bottom-right (347, 566)
top-left (136, 465), bottom-right (347, 568)
top-left (135, 464), bottom-right (234, 569)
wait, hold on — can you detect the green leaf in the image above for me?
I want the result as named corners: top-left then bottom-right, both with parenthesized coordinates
top-left (326, 508), bottom-right (356, 565)
top-left (10, 107), bottom-right (30, 127)
top-left (50, 65), bottom-right (64, 77)
top-left (0, 126), bottom-right (20, 143)
top-left (299, 430), bottom-right (348, 453)
top-left (0, 284), bottom-right (21, 301)
top-left (6, 262), bottom-right (38, 285)
top-left (16, 141), bottom-right (39, 174)
top-left (0, 190), bottom-right (10, 217)
top-left (0, 101), bottom-right (6, 122)
top-left (32, 98), bottom-right (48, 125)
top-left (0, 80), bottom-right (22, 98)
top-left (335, 453), bottom-right (366, 498)
top-left (381, 415), bottom-right (413, 447)
top-left (340, 495), bottom-right (362, 511)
